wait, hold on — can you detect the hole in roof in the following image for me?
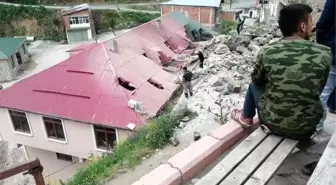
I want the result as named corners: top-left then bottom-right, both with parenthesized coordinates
top-left (148, 79), bottom-right (164, 90)
top-left (118, 77), bottom-right (136, 91)
top-left (164, 41), bottom-right (171, 49)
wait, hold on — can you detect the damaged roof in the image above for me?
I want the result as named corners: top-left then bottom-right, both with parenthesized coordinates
top-left (62, 3), bottom-right (90, 16)
top-left (0, 12), bottom-right (191, 130)
top-left (161, 0), bottom-right (222, 7)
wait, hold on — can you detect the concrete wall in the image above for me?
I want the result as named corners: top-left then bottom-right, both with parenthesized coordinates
top-left (221, 12), bottom-right (237, 21)
top-left (0, 43), bottom-right (29, 82)
top-left (161, 5), bottom-right (217, 25)
top-left (25, 146), bottom-right (85, 182)
top-left (0, 108), bottom-right (135, 160)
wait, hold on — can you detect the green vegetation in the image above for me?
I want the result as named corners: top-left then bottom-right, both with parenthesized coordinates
top-left (127, 4), bottom-right (160, 11)
top-left (219, 20), bottom-right (237, 35)
top-left (1, 0), bottom-right (166, 5)
top-left (67, 105), bottom-right (194, 185)
top-left (0, 4), bottom-right (159, 41)
top-left (93, 10), bottom-right (160, 32)
top-left (0, 5), bottom-right (64, 40)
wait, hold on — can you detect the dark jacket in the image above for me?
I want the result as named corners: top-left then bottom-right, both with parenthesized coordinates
top-left (316, 0), bottom-right (335, 66)
top-left (183, 70), bottom-right (193, 82)
top-left (198, 52), bottom-right (204, 63)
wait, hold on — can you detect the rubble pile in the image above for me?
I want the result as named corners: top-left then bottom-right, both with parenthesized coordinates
top-left (183, 21), bottom-right (284, 125)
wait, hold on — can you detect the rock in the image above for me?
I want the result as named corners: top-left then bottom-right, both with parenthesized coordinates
top-left (169, 137), bottom-right (180, 146)
top-left (178, 122), bottom-right (186, 128)
top-left (256, 37), bottom-right (268, 46)
top-left (236, 45), bottom-right (248, 54)
top-left (238, 65), bottom-right (248, 74)
top-left (214, 44), bottom-right (230, 54)
top-left (269, 38), bottom-right (281, 44)
top-left (191, 178), bottom-right (200, 184)
top-left (275, 29), bottom-right (282, 37)
top-left (193, 132), bottom-right (201, 141)
top-left (225, 34), bottom-right (251, 51)
top-left (231, 66), bottom-right (238, 71)
top-left (212, 79), bottom-right (224, 87)
top-left (233, 85), bottom-right (242, 93)
top-left (248, 44), bottom-right (261, 53)
top-left (181, 116), bottom-right (190, 122)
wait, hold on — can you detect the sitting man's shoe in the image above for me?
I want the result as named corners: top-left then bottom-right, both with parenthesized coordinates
top-left (302, 161), bottom-right (318, 176)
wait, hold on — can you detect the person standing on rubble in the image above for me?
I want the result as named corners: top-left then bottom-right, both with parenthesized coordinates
top-left (237, 12), bottom-right (246, 34)
top-left (182, 67), bottom-right (193, 98)
top-left (198, 51), bottom-right (205, 69)
top-left (315, 0), bottom-right (335, 131)
top-left (230, 4), bottom-right (331, 145)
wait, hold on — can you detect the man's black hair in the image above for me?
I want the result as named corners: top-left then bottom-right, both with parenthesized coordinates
top-left (278, 4), bottom-right (313, 37)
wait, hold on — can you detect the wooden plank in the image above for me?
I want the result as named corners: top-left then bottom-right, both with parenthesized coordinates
top-left (0, 158), bottom-right (40, 180)
top-left (244, 139), bottom-right (298, 185)
top-left (307, 131), bottom-right (336, 185)
top-left (220, 135), bottom-right (283, 185)
top-left (196, 128), bottom-right (268, 185)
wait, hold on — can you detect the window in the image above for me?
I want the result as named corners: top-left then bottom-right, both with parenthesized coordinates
top-left (94, 126), bottom-right (117, 150)
top-left (56, 153), bottom-right (73, 162)
top-left (43, 117), bottom-right (66, 141)
top-left (69, 16), bottom-right (90, 25)
top-left (9, 110), bottom-right (31, 134)
top-left (16, 52), bottom-right (22, 65)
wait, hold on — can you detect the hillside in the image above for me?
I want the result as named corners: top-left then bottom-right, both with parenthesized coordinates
top-left (0, 0), bottom-right (166, 5)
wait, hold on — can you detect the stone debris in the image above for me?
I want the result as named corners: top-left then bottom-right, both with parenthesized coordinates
top-left (175, 18), bottom-right (287, 130)
top-left (181, 116), bottom-right (191, 122)
top-left (169, 137), bottom-right (180, 146)
top-left (178, 122), bottom-right (186, 128)
top-left (193, 132), bottom-right (201, 141)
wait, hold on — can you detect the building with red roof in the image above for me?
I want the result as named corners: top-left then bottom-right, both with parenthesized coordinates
top-left (0, 11), bottom-right (202, 181)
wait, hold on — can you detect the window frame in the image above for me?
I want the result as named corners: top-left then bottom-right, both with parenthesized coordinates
top-left (93, 125), bottom-right (119, 152)
top-left (8, 109), bottom-right (33, 137)
top-left (42, 116), bottom-right (67, 144)
top-left (55, 152), bottom-right (74, 162)
top-left (69, 16), bottom-right (90, 25)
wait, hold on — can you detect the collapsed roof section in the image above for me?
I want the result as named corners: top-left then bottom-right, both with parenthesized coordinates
top-left (0, 12), bottom-right (200, 130)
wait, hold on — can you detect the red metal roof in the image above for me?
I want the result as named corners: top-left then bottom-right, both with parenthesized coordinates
top-left (0, 15), bottom-right (190, 129)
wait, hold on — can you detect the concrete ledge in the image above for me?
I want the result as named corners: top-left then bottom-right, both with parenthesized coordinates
top-left (168, 136), bottom-right (222, 183)
top-left (167, 122), bottom-right (244, 183)
top-left (131, 164), bottom-right (181, 185)
top-left (132, 122), bottom-right (245, 185)
top-left (210, 122), bottom-right (245, 152)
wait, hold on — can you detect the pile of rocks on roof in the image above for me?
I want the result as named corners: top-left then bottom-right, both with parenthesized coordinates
top-left (184, 21), bottom-right (284, 123)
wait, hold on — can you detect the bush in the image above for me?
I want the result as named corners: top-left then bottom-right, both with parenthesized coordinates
top-left (92, 10), bottom-right (160, 33)
top-left (67, 105), bottom-right (193, 185)
top-left (0, 5), bottom-right (64, 41)
top-left (219, 20), bottom-right (237, 35)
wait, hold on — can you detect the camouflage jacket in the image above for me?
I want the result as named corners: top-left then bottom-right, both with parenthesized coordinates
top-left (252, 40), bottom-right (331, 134)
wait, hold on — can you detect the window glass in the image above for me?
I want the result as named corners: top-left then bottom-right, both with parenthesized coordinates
top-left (43, 117), bottom-right (65, 141)
top-left (56, 153), bottom-right (73, 162)
top-left (9, 110), bottom-right (31, 134)
top-left (94, 126), bottom-right (117, 150)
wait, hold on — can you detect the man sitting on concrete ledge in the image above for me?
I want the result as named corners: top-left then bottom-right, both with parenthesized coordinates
top-left (231, 4), bottom-right (331, 142)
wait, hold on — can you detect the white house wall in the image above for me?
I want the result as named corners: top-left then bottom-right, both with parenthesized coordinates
top-left (0, 108), bottom-right (134, 159)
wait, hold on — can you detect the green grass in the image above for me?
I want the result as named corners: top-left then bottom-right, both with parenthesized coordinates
top-left (219, 20), bottom-right (237, 35)
top-left (127, 4), bottom-right (160, 11)
top-left (66, 105), bottom-right (193, 185)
